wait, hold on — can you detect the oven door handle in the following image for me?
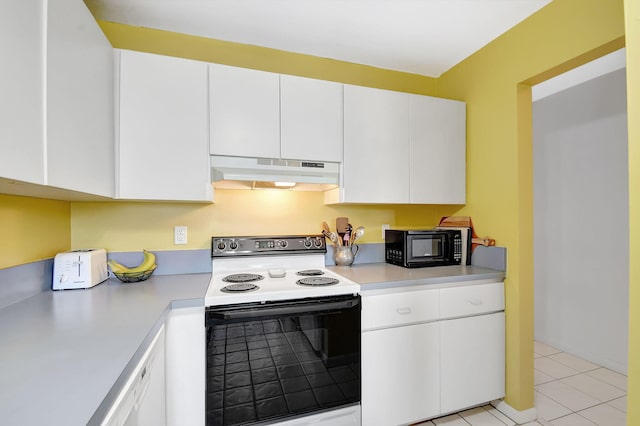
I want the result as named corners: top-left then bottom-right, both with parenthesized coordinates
top-left (208, 297), bottom-right (360, 320)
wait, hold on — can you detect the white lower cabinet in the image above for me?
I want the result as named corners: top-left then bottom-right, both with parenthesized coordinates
top-left (361, 281), bottom-right (505, 425)
top-left (165, 306), bottom-right (205, 426)
top-left (362, 322), bottom-right (440, 426)
top-left (441, 312), bottom-right (505, 414)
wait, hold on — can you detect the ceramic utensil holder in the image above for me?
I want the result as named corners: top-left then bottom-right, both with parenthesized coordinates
top-left (333, 245), bottom-right (359, 266)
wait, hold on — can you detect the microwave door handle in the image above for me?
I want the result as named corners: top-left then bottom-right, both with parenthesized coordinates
top-left (210, 298), bottom-right (360, 320)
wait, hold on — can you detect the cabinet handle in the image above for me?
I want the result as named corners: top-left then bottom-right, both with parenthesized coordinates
top-left (468, 298), bottom-right (483, 306)
top-left (396, 307), bottom-right (412, 315)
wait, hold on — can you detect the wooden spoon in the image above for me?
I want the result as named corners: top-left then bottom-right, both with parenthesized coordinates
top-left (322, 221), bottom-right (331, 234)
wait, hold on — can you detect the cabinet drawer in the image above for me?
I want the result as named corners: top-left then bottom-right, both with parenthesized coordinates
top-left (362, 288), bottom-right (439, 330)
top-left (440, 282), bottom-right (504, 319)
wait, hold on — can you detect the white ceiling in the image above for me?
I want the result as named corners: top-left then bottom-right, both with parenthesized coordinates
top-left (84, 0), bottom-right (551, 78)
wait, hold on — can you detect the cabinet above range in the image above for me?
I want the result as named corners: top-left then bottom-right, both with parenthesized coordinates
top-left (206, 61), bottom-right (465, 204)
top-left (10, 43), bottom-right (464, 204)
top-left (209, 64), bottom-right (344, 163)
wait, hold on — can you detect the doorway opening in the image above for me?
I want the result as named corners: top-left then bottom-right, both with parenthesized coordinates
top-left (530, 48), bottom-right (629, 423)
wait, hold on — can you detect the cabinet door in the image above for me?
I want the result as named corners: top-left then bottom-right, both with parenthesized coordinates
top-left (440, 312), bottom-right (505, 413)
top-left (410, 95), bottom-right (466, 204)
top-left (0, 0), bottom-right (44, 185)
top-left (362, 323), bottom-right (440, 426)
top-left (209, 63), bottom-right (280, 159)
top-left (46, 0), bottom-right (114, 197)
top-left (118, 50), bottom-right (212, 201)
top-left (280, 75), bottom-right (343, 162)
top-left (342, 85), bottom-right (410, 203)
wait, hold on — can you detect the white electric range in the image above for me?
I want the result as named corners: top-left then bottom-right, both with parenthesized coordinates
top-left (205, 235), bottom-right (360, 306)
top-left (204, 235), bottom-right (361, 426)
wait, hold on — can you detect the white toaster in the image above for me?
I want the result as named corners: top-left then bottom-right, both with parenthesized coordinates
top-left (52, 249), bottom-right (109, 290)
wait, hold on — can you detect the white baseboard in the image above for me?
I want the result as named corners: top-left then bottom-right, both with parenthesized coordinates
top-left (491, 400), bottom-right (537, 424)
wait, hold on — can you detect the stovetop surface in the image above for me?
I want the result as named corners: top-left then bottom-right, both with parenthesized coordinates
top-left (205, 254), bottom-right (359, 306)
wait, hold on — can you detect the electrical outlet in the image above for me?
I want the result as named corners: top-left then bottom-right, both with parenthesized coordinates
top-left (174, 226), bottom-right (187, 245)
top-left (382, 224), bottom-right (390, 240)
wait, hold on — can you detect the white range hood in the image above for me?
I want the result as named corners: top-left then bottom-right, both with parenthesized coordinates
top-left (211, 155), bottom-right (340, 191)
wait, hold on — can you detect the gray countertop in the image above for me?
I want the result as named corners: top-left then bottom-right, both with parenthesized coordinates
top-left (328, 263), bottom-right (505, 291)
top-left (0, 263), bottom-right (503, 426)
top-left (0, 273), bottom-right (209, 426)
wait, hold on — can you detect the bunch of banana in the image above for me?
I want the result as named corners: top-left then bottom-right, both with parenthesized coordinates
top-left (108, 250), bottom-right (157, 280)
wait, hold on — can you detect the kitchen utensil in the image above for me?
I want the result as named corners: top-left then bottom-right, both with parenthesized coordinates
top-left (322, 221), bottom-right (331, 234)
top-left (329, 231), bottom-right (341, 246)
top-left (472, 237), bottom-right (496, 246)
top-left (336, 217), bottom-right (349, 243)
top-left (343, 223), bottom-right (352, 246)
top-left (350, 226), bottom-right (365, 245)
top-left (438, 216), bottom-right (495, 251)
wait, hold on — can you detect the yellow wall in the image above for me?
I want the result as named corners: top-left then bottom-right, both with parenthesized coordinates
top-left (98, 22), bottom-right (440, 97)
top-left (624, 0), bottom-right (639, 424)
top-left (5, 0), bottom-right (636, 420)
top-left (71, 191), bottom-right (459, 250)
top-left (0, 194), bottom-right (70, 269)
top-left (437, 0), bottom-right (625, 412)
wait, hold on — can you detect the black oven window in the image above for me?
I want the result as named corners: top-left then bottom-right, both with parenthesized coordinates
top-left (412, 238), bottom-right (441, 257)
top-left (206, 307), bottom-right (361, 426)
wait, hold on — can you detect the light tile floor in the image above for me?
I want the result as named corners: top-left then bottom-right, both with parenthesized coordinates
top-left (415, 341), bottom-right (627, 426)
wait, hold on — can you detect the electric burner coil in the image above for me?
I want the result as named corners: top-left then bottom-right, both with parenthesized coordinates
top-left (222, 273), bottom-right (264, 283)
top-left (296, 277), bottom-right (339, 287)
top-left (296, 269), bottom-right (325, 276)
top-left (220, 283), bottom-right (260, 293)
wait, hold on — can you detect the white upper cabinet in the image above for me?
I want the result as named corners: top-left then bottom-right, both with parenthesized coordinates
top-left (327, 84), bottom-right (410, 204)
top-left (46, 0), bottom-right (114, 197)
top-left (118, 50), bottom-right (212, 202)
top-left (0, 1), bottom-right (44, 185)
top-left (280, 75), bottom-right (343, 162)
top-left (0, 0), bottom-right (114, 197)
top-left (410, 95), bottom-right (466, 204)
top-left (209, 64), bottom-right (280, 159)
top-left (326, 85), bottom-right (466, 205)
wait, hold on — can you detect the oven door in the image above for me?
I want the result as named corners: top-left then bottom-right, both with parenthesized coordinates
top-left (205, 295), bottom-right (361, 426)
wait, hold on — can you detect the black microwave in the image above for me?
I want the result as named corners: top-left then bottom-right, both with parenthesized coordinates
top-left (385, 229), bottom-right (466, 268)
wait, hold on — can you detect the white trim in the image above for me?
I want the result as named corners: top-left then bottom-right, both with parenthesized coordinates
top-left (42, 0), bottom-right (48, 184)
top-left (491, 399), bottom-right (538, 424)
top-left (532, 48), bottom-right (626, 101)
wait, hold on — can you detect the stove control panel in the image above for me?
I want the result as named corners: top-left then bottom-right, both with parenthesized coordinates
top-left (212, 235), bottom-right (326, 257)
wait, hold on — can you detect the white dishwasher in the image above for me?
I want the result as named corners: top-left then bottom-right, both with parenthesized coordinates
top-left (102, 325), bottom-right (166, 426)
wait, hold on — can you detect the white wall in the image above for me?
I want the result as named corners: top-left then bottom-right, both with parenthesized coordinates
top-left (533, 68), bottom-right (629, 374)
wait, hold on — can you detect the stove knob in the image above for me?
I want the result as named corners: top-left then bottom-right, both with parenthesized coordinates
top-left (303, 238), bottom-right (312, 248)
top-left (229, 241), bottom-right (238, 250)
top-left (314, 237), bottom-right (323, 247)
top-left (277, 240), bottom-right (288, 248)
top-left (216, 241), bottom-right (226, 251)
